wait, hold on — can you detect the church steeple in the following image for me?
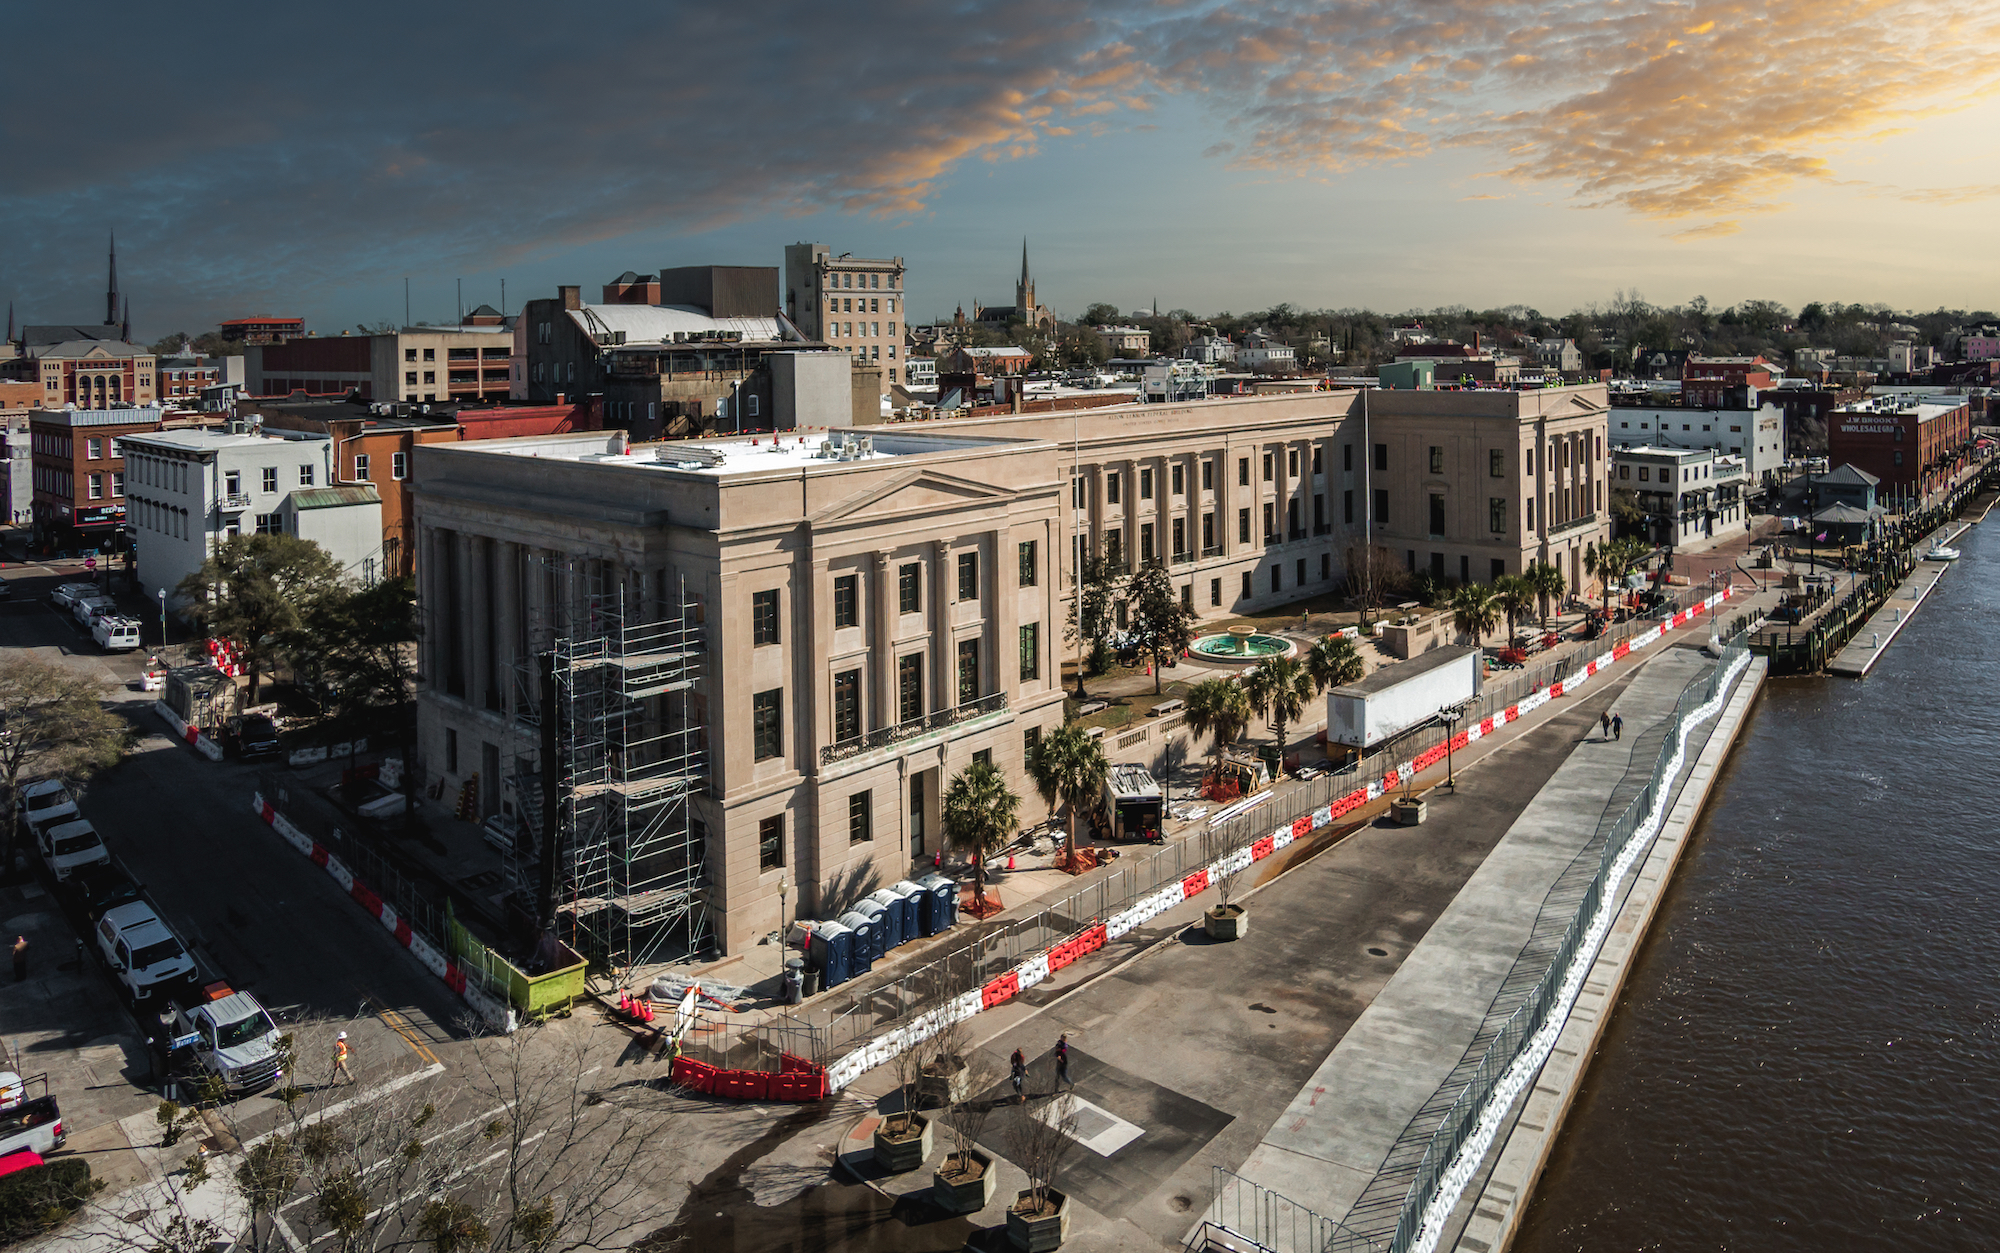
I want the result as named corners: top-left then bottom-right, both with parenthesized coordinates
top-left (1016, 238), bottom-right (1035, 323)
top-left (106, 231), bottom-right (120, 328)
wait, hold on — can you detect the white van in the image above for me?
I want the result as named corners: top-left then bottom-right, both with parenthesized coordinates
top-left (17, 780), bottom-right (78, 834)
top-left (72, 595), bottom-right (116, 626)
top-left (97, 902), bottom-right (197, 1001)
top-left (92, 616), bottom-right (140, 651)
top-left (38, 818), bottom-right (110, 881)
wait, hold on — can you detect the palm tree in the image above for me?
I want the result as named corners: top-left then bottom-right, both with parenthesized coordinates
top-left (1025, 724), bottom-right (1110, 867)
top-left (941, 761), bottom-right (1021, 910)
top-left (1526, 561), bottom-right (1567, 628)
top-left (1304, 634), bottom-right (1364, 692)
top-left (1245, 655), bottom-right (1318, 778)
top-left (1583, 541), bottom-right (1609, 617)
top-left (1449, 582), bottom-right (1500, 647)
top-left (1492, 574), bottom-right (1536, 643)
top-left (1184, 677), bottom-right (1253, 778)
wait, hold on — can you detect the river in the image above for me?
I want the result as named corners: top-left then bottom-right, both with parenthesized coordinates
top-left (1513, 520), bottom-right (2000, 1251)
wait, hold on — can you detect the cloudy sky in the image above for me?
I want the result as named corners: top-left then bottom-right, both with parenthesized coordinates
top-left (5, 1), bottom-right (1997, 340)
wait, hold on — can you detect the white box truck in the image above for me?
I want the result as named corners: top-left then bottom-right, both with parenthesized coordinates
top-left (1326, 645), bottom-right (1481, 751)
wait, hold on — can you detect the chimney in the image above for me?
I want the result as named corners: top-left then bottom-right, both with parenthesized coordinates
top-left (555, 393), bottom-right (565, 406)
top-left (559, 286), bottom-right (581, 311)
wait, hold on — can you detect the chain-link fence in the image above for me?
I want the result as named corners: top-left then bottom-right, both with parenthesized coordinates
top-left (1385, 631), bottom-right (1750, 1253)
top-left (256, 771), bottom-right (450, 945)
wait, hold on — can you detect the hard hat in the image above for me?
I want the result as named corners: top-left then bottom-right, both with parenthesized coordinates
top-left (337, 1031), bottom-right (348, 1040)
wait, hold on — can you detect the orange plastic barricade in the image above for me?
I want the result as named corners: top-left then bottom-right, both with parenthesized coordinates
top-left (1292, 815), bottom-right (1311, 838)
top-left (1182, 869), bottom-right (1210, 897)
top-left (1047, 941), bottom-right (1078, 972)
top-left (1251, 836), bottom-right (1275, 860)
top-left (780, 1052), bottom-right (819, 1075)
top-left (982, 971), bottom-right (1021, 1008)
top-left (670, 1057), bottom-right (717, 1093)
top-left (1613, 641), bottom-right (1631, 660)
top-left (1077, 923), bottom-right (1107, 954)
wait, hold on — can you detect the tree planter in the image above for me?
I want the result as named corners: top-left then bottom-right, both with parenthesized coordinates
top-left (917, 1056), bottom-right (970, 1109)
top-left (872, 1112), bottom-right (932, 1174)
top-left (1204, 903), bottom-right (1247, 941)
top-left (1007, 1186), bottom-right (1070, 1251)
top-left (1391, 797), bottom-right (1427, 826)
top-left (932, 1148), bottom-right (997, 1214)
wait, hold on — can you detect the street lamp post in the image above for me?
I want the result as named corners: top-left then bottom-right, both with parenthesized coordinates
top-left (157, 588), bottom-right (167, 653)
top-left (778, 879), bottom-right (790, 944)
top-left (1440, 709), bottom-right (1462, 789)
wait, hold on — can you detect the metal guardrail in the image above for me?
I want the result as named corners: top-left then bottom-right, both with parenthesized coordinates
top-left (1383, 629), bottom-right (1750, 1253)
top-left (1198, 1167), bottom-right (1381, 1253)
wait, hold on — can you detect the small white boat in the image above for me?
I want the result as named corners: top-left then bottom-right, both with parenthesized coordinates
top-left (1926, 544), bottom-right (1960, 562)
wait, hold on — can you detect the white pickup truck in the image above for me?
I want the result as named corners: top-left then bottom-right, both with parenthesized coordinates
top-left (162, 989), bottom-right (285, 1094)
top-left (96, 901), bottom-right (197, 1002)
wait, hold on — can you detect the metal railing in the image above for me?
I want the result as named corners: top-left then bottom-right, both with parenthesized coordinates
top-left (1198, 1167), bottom-right (1381, 1253)
top-left (1383, 628), bottom-right (1750, 1253)
top-left (819, 692), bottom-right (1009, 766)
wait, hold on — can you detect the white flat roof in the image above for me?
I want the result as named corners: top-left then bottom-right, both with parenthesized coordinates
top-left (121, 428), bottom-right (325, 452)
top-left (484, 430), bottom-right (1001, 477)
top-left (569, 304), bottom-right (782, 343)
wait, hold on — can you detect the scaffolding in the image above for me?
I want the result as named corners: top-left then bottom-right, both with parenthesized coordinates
top-left (513, 566), bottom-right (710, 972)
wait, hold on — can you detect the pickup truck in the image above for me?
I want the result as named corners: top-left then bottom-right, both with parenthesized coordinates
top-left (161, 989), bottom-right (284, 1094)
top-left (96, 902), bottom-right (197, 1001)
top-left (0, 1074), bottom-right (63, 1159)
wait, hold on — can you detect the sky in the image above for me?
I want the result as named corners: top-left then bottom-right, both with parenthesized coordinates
top-left (5, 1), bottom-right (1998, 342)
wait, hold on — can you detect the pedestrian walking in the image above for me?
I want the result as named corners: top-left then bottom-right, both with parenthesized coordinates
top-left (1010, 1048), bottom-right (1027, 1102)
top-left (1600, 711), bottom-right (1611, 739)
top-left (332, 1031), bottom-right (354, 1085)
top-left (1055, 1033), bottom-right (1072, 1087)
top-left (1611, 713), bottom-right (1623, 740)
top-left (11, 936), bottom-right (26, 983)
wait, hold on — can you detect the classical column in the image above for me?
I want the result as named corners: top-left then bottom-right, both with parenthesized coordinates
top-left (871, 549), bottom-right (894, 728)
top-left (931, 538), bottom-right (952, 710)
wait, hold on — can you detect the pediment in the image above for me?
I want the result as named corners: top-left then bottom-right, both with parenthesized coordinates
top-left (810, 467), bottom-right (1013, 526)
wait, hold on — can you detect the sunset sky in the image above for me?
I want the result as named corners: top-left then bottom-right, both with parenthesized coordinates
top-left (5, 1), bottom-right (1997, 338)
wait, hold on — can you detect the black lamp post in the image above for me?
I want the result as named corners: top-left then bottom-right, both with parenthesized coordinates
top-left (1440, 709), bottom-right (1463, 789)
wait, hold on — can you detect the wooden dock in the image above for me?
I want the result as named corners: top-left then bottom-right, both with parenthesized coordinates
top-left (1828, 522), bottom-right (1970, 677)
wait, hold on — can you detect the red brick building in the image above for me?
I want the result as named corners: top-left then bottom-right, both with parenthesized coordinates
top-left (219, 317), bottom-right (305, 345)
top-left (29, 405), bottom-right (162, 552)
top-left (1682, 355), bottom-right (1775, 409)
top-left (1827, 396), bottom-right (1973, 496)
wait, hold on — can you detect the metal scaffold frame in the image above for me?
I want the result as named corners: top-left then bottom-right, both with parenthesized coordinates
top-left (517, 560), bottom-right (710, 973)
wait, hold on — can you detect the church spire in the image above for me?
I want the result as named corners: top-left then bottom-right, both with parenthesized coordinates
top-left (1020, 237), bottom-right (1030, 287)
top-left (106, 231), bottom-right (120, 327)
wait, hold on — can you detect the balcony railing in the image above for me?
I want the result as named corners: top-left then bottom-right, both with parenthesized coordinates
top-left (218, 493), bottom-right (252, 512)
top-left (1201, 545), bottom-right (1223, 558)
top-left (1549, 510), bottom-right (1598, 536)
top-left (820, 691), bottom-right (1008, 767)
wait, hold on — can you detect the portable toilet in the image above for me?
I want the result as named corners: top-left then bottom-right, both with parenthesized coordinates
top-left (838, 911), bottom-right (876, 973)
top-left (892, 881), bottom-right (927, 938)
top-left (811, 920), bottom-right (854, 990)
top-left (868, 888), bottom-right (913, 948)
top-left (856, 897), bottom-right (897, 954)
top-left (918, 873), bottom-right (958, 933)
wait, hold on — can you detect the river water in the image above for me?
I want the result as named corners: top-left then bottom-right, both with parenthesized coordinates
top-left (1514, 521), bottom-right (2000, 1251)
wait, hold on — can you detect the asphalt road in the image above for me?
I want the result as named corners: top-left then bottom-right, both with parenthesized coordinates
top-left (0, 563), bottom-right (467, 1142)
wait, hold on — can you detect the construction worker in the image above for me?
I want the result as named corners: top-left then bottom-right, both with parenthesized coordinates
top-left (332, 1031), bottom-right (354, 1085)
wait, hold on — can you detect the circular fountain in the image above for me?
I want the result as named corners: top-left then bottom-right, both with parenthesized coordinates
top-left (1190, 626), bottom-right (1297, 665)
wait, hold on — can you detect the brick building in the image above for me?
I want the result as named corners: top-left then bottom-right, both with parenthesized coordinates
top-left (244, 323), bottom-right (514, 404)
top-left (1681, 355), bottom-right (1775, 409)
top-left (218, 317), bottom-right (305, 345)
top-left (29, 406), bottom-right (161, 552)
top-left (784, 245), bottom-right (907, 391)
top-left (1827, 395), bottom-right (1973, 497)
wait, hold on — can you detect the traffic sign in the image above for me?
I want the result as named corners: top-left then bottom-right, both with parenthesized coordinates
top-left (84, 557), bottom-right (96, 570)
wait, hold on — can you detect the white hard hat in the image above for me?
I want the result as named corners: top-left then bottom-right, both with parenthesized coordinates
top-left (337, 1031), bottom-right (348, 1040)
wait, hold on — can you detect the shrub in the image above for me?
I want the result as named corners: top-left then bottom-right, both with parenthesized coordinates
top-left (0, 1157), bottom-right (98, 1239)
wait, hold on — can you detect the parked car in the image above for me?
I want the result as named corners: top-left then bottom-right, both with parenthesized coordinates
top-left (16, 780), bottom-right (78, 834)
top-left (49, 583), bottom-right (96, 610)
top-left (65, 861), bottom-right (143, 924)
top-left (96, 902), bottom-right (197, 1001)
top-left (37, 819), bottom-right (110, 882)
top-left (222, 714), bottom-right (283, 760)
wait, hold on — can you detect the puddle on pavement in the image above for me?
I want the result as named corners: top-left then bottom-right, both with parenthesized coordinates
top-left (645, 1103), bottom-right (981, 1253)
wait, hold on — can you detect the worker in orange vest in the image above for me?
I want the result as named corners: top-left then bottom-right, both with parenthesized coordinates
top-left (332, 1031), bottom-right (354, 1085)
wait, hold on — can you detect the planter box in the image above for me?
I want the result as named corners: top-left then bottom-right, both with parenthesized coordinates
top-left (1007, 1187), bottom-right (1070, 1252)
top-left (1391, 797), bottom-right (1427, 826)
top-left (917, 1057), bottom-right (970, 1109)
top-left (871, 1112), bottom-right (932, 1174)
top-left (932, 1148), bottom-right (997, 1214)
top-left (1205, 903), bottom-right (1247, 941)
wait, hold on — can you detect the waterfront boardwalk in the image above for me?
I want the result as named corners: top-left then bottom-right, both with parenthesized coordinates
top-left (1827, 556), bottom-right (1953, 677)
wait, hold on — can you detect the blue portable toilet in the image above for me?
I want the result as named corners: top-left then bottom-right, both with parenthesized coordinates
top-left (838, 911), bottom-right (876, 973)
top-left (811, 920), bottom-right (854, 990)
top-left (869, 888), bottom-right (913, 948)
top-left (892, 881), bottom-right (927, 938)
top-left (857, 897), bottom-right (896, 954)
top-left (919, 873), bottom-right (958, 932)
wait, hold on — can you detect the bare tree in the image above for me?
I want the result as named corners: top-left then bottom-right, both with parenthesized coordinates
top-left (1007, 1085), bottom-right (1079, 1220)
top-left (0, 656), bottom-right (128, 867)
top-left (74, 1017), bottom-right (682, 1253)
